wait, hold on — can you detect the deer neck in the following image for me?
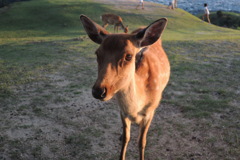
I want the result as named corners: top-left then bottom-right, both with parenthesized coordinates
top-left (116, 48), bottom-right (147, 118)
top-left (116, 47), bottom-right (147, 103)
top-left (119, 22), bottom-right (125, 29)
top-left (116, 74), bottom-right (140, 116)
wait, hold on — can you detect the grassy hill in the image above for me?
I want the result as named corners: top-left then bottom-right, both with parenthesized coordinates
top-left (0, 0), bottom-right (240, 159)
top-left (0, 0), bottom-right (240, 42)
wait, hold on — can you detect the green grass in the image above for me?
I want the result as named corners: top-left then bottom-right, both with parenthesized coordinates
top-left (0, 0), bottom-right (239, 99)
top-left (163, 39), bottom-right (240, 117)
top-left (0, 0), bottom-right (240, 42)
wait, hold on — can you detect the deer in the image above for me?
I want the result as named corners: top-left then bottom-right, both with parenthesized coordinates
top-left (80, 14), bottom-right (170, 160)
top-left (101, 13), bottom-right (128, 33)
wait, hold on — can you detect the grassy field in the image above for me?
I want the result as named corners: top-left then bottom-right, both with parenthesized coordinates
top-left (0, 0), bottom-right (240, 159)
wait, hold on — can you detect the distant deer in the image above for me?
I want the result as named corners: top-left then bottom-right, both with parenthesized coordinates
top-left (101, 14), bottom-right (128, 33)
top-left (80, 15), bottom-right (170, 160)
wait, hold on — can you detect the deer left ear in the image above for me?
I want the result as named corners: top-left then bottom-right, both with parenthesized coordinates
top-left (80, 14), bottom-right (109, 44)
top-left (135, 18), bottom-right (167, 47)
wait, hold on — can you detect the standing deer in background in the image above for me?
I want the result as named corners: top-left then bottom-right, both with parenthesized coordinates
top-left (80, 15), bottom-right (170, 160)
top-left (101, 13), bottom-right (128, 33)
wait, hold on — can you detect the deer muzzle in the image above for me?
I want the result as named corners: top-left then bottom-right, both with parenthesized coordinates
top-left (92, 86), bottom-right (107, 100)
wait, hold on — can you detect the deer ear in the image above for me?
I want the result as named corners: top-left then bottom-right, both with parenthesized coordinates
top-left (80, 14), bottom-right (109, 44)
top-left (135, 18), bottom-right (167, 47)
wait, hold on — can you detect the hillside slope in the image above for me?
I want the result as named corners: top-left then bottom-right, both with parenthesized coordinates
top-left (0, 0), bottom-right (240, 42)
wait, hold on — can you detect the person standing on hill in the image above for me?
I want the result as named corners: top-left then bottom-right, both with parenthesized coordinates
top-left (167, 0), bottom-right (174, 10)
top-left (169, 0), bottom-right (177, 10)
top-left (203, 3), bottom-right (211, 23)
top-left (136, 0), bottom-right (144, 10)
top-left (173, 0), bottom-right (177, 8)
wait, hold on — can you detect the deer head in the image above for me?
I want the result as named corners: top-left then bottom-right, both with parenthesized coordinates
top-left (80, 15), bottom-right (167, 101)
top-left (124, 25), bottom-right (129, 33)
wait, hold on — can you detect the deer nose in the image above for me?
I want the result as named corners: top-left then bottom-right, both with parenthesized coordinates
top-left (92, 87), bottom-right (107, 100)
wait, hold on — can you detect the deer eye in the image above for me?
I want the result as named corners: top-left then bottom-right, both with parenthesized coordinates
top-left (125, 54), bottom-right (132, 61)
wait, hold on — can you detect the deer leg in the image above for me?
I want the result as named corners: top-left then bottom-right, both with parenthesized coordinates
top-left (117, 26), bottom-right (119, 33)
top-left (120, 114), bottom-right (131, 160)
top-left (114, 25), bottom-right (117, 33)
top-left (102, 23), bottom-right (108, 28)
top-left (138, 113), bottom-right (154, 160)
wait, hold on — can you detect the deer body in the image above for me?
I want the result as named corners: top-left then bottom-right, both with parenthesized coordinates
top-left (116, 38), bottom-right (170, 123)
top-left (80, 15), bottom-right (170, 160)
top-left (101, 14), bottom-right (128, 33)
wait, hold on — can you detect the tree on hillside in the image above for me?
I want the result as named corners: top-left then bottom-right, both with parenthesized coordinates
top-left (0, 0), bottom-right (8, 7)
top-left (202, 10), bottom-right (240, 30)
top-left (217, 11), bottom-right (223, 18)
top-left (0, 0), bottom-right (25, 8)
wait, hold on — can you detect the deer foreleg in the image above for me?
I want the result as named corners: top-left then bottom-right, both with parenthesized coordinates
top-left (138, 113), bottom-right (154, 160)
top-left (120, 114), bottom-right (131, 160)
top-left (117, 26), bottom-right (119, 33)
top-left (103, 23), bottom-right (108, 28)
top-left (114, 25), bottom-right (118, 33)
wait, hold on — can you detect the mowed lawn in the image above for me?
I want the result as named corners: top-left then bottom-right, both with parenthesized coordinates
top-left (0, 0), bottom-right (240, 159)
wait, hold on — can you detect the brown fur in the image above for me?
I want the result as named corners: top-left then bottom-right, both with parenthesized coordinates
top-left (101, 14), bottom-right (128, 33)
top-left (80, 15), bottom-right (170, 160)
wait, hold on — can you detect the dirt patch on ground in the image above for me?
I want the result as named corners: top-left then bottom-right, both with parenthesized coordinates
top-left (1, 40), bottom-right (239, 160)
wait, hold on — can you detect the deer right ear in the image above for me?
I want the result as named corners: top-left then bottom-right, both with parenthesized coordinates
top-left (80, 15), bottom-right (109, 44)
top-left (134, 18), bottom-right (167, 47)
